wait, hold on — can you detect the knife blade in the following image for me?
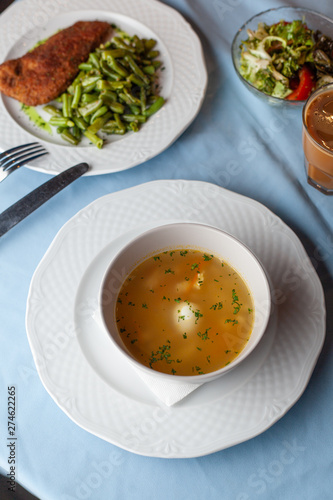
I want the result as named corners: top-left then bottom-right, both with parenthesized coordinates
top-left (0, 162), bottom-right (89, 237)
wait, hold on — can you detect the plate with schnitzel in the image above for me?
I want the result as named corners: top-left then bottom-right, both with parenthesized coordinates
top-left (0, 0), bottom-right (207, 175)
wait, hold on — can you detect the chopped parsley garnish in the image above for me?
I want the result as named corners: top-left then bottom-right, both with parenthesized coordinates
top-left (203, 253), bottom-right (214, 261)
top-left (232, 289), bottom-right (242, 314)
top-left (225, 319), bottom-right (239, 326)
top-left (210, 301), bottom-right (223, 311)
top-left (194, 310), bottom-right (203, 324)
top-left (197, 328), bottom-right (211, 340)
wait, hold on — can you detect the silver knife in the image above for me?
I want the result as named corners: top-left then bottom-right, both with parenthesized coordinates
top-left (0, 162), bottom-right (89, 237)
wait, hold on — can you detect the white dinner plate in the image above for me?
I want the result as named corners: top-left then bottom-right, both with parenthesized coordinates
top-left (0, 0), bottom-right (207, 175)
top-left (26, 180), bottom-right (325, 458)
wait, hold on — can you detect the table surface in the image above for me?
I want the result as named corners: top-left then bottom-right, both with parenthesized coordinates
top-left (0, 1), bottom-right (332, 499)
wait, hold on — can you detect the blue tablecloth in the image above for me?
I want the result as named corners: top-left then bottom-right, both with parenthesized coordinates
top-left (0, 1), bottom-right (332, 499)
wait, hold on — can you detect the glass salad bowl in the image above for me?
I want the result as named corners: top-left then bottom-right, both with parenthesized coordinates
top-left (231, 7), bottom-right (333, 107)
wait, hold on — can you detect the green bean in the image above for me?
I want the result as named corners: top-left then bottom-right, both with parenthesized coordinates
top-left (49, 117), bottom-right (74, 127)
top-left (72, 116), bottom-right (88, 130)
top-left (122, 114), bottom-right (146, 123)
top-left (81, 76), bottom-right (102, 89)
top-left (144, 39), bottom-right (156, 52)
top-left (72, 125), bottom-right (82, 140)
top-left (101, 49), bottom-right (127, 59)
top-left (80, 93), bottom-right (99, 104)
top-left (89, 52), bottom-right (100, 69)
top-left (133, 35), bottom-right (144, 54)
top-left (99, 97), bottom-right (115, 107)
top-left (62, 93), bottom-right (72, 118)
top-left (152, 60), bottom-right (162, 69)
top-left (78, 99), bottom-right (103, 118)
top-left (140, 87), bottom-right (146, 114)
top-left (124, 55), bottom-right (150, 85)
top-left (118, 92), bottom-right (132, 105)
top-left (100, 60), bottom-right (120, 80)
top-left (70, 70), bottom-right (85, 89)
top-left (61, 129), bottom-right (80, 145)
top-left (114, 113), bottom-right (126, 133)
top-left (101, 123), bottom-right (126, 135)
top-left (107, 56), bottom-right (129, 77)
top-left (127, 73), bottom-right (146, 87)
top-left (90, 106), bottom-right (109, 123)
top-left (143, 65), bottom-right (155, 75)
top-left (43, 105), bottom-right (62, 116)
top-left (78, 62), bottom-right (93, 71)
top-left (87, 111), bottom-right (112, 134)
top-left (83, 130), bottom-right (103, 149)
top-left (71, 83), bottom-right (82, 109)
top-left (144, 96), bottom-right (165, 117)
top-left (100, 90), bottom-right (117, 102)
top-left (122, 88), bottom-right (141, 105)
top-left (128, 121), bottom-right (139, 132)
top-left (147, 50), bottom-right (159, 59)
top-left (147, 95), bottom-right (160, 104)
top-left (101, 119), bottom-right (117, 131)
top-left (129, 104), bottom-right (140, 115)
top-left (96, 80), bottom-right (128, 91)
top-left (109, 101), bottom-right (125, 114)
top-left (113, 36), bottom-right (136, 53)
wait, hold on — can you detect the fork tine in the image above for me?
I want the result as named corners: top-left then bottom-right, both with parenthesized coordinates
top-left (4, 151), bottom-right (49, 175)
top-left (0, 142), bottom-right (48, 182)
top-left (0, 152), bottom-right (49, 182)
top-left (0, 142), bottom-right (40, 161)
top-left (1, 146), bottom-right (46, 170)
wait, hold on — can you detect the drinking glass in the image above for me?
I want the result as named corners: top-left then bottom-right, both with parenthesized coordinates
top-left (302, 83), bottom-right (333, 195)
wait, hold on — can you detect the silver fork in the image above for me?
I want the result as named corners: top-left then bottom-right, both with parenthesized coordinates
top-left (0, 142), bottom-right (48, 182)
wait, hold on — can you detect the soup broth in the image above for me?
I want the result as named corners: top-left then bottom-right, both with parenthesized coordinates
top-left (115, 249), bottom-right (254, 376)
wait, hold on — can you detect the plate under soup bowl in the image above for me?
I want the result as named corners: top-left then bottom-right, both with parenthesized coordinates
top-left (99, 222), bottom-right (271, 384)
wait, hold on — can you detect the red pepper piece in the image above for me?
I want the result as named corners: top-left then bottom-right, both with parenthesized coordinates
top-left (286, 65), bottom-right (314, 100)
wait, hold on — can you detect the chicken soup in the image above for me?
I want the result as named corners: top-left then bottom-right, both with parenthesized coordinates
top-left (115, 249), bottom-right (254, 376)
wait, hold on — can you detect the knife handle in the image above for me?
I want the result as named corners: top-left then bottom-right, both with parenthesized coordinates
top-left (0, 162), bottom-right (89, 237)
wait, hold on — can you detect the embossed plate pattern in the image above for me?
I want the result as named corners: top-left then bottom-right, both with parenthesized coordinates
top-left (26, 180), bottom-right (325, 458)
top-left (0, 0), bottom-right (207, 175)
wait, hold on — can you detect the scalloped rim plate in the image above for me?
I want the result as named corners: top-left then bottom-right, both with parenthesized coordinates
top-left (0, 0), bottom-right (207, 175)
top-left (26, 180), bottom-right (326, 458)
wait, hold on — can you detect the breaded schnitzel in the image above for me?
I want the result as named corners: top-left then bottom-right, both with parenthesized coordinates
top-left (0, 21), bottom-right (112, 106)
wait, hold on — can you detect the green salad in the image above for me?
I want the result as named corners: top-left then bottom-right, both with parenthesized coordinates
top-left (239, 19), bottom-right (333, 100)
